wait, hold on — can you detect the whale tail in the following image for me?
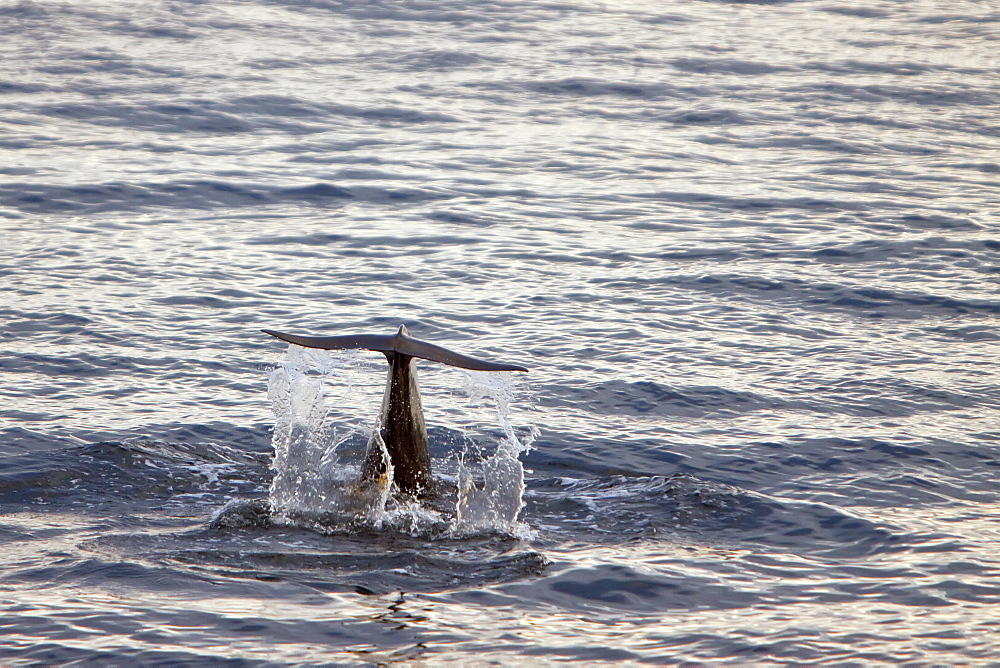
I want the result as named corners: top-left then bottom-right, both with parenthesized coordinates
top-left (261, 325), bottom-right (528, 372)
top-left (262, 324), bottom-right (526, 496)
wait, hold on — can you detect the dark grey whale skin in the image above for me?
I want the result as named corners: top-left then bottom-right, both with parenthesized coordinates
top-left (262, 326), bottom-right (528, 495)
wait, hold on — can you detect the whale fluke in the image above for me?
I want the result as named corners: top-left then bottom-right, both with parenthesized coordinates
top-left (262, 325), bottom-right (527, 496)
top-left (261, 325), bottom-right (528, 372)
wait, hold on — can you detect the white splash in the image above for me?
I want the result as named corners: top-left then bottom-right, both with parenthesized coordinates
top-left (453, 370), bottom-right (539, 536)
top-left (265, 345), bottom-right (537, 537)
top-left (267, 346), bottom-right (388, 525)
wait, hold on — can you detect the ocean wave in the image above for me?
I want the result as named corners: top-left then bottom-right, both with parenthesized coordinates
top-left (0, 179), bottom-right (458, 215)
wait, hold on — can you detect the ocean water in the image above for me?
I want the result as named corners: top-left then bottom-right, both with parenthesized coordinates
top-left (2, 0), bottom-right (999, 663)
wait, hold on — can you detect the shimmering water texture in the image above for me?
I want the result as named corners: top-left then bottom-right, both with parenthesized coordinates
top-left (2, 0), bottom-right (999, 663)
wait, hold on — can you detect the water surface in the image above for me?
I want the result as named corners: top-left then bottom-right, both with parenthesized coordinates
top-left (1, 0), bottom-right (999, 663)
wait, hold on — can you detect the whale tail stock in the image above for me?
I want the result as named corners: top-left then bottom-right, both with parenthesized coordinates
top-left (260, 325), bottom-right (529, 373)
top-left (261, 325), bottom-right (527, 496)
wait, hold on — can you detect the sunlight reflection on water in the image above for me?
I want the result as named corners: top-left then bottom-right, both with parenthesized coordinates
top-left (1, 0), bottom-right (998, 662)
